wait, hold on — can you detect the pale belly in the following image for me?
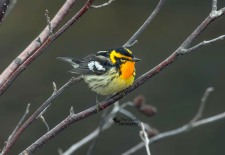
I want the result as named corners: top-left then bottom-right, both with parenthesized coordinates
top-left (83, 69), bottom-right (135, 95)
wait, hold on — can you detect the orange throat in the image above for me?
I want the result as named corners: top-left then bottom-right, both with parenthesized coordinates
top-left (120, 61), bottom-right (135, 79)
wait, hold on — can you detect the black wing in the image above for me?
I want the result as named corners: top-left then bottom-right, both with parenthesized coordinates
top-left (58, 54), bottom-right (114, 75)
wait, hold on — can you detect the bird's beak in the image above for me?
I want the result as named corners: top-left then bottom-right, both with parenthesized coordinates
top-left (133, 57), bottom-right (141, 62)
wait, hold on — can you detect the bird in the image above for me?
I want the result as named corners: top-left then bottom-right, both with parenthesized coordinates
top-left (57, 47), bottom-right (141, 96)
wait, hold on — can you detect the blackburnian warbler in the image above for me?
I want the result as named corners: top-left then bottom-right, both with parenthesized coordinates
top-left (57, 47), bottom-right (140, 95)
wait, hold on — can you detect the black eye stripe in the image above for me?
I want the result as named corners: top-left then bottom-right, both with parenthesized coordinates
top-left (120, 58), bottom-right (129, 61)
top-left (114, 56), bottom-right (131, 62)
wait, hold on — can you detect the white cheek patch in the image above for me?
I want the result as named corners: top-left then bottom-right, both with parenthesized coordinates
top-left (88, 61), bottom-right (95, 71)
top-left (94, 61), bottom-right (106, 71)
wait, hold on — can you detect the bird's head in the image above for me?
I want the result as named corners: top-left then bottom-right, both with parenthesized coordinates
top-left (97, 47), bottom-right (141, 66)
top-left (97, 47), bottom-right (141, 79)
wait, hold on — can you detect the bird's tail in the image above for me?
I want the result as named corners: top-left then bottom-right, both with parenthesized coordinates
top-left (57, 57), bottom-right (80, 68)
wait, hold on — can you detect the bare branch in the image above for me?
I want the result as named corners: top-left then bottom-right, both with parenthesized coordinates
top-left (181, 34), bottom-right (225, 54)
top-left (4, 104), bottom-right (30, 145)
top-left (0, 0), bottom-right (95, 96)
top-left (62, 128), bottom-right (103, 155)
top-left (61, 100), bottom-right (153, 155)
top-left (119, 108), bottom-right (139, 121)
top-left (86, 109), bottom-right (109, 155)
top-left (39, 115), bottom-right (50, 132)
top-left (37, 82), bottom-right (58, 118)
top-left (191, 87), bottom-right (214, 123)
top-left (0, 0), bottom-right (78, 94)
top-left (1, 103), bottom-right (30, 154)
top-left (123, 0), bottom-right (166, 47)
top-left (70, 106), bottom-right (75, 115)
top-left (122, 87), bottom-right (214, 155)
top-left (2, 76), bottom-right (82, 155)
top-left (12, 103), bottom-right (30, 138)
top-left (52, 82), bottom-right (57, 94)
top-left (122, 111), bottom-right (225, 155)
top-left (139, 122), bottom-right (151, 155)
top-left (91, 0), bottom-right (115, 9)
top-left (124, 40), bottom-right (138, 48)
top-left (61, 103), bottom-right (121, 155)
top-left (212, 0), bottom-right (217, 12)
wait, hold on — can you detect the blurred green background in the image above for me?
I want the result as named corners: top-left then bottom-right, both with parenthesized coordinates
top-left (0, 0), bottom-right (225, 154)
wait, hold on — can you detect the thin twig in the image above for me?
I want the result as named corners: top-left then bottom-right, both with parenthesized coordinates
top-left (123, 0), bottom-right (166, 47)
top-left (62, 128), bottom-right (104, 155)
top-left (124, 40), bottom-right (138, 48)
top-left (61, 104), bottom-right (120, 155)
top-left (91, 0), bottom-right (115, 8)
top-left (119, 108), bottom-right (139, 121)
top-left (0, 0), bottom-right (89, 96)
top-left (139, 122), bottom-right (151, 155)
top-left (1, 76), bottom-right (82, 155)
top-left (0, 0), bottom-right (79, 92)
top-left (0, 0), bottom-right (94, 97)
top-left (1, 103), bottom-right (30, 154)
top-left (11, 103), bottom-right (30, 139)
top-left (5, 104), bottom-right (30, 144)
top-left (19, 3), bottom-right (225, 154)
top-left (61, 101), bottom-right (147, 155)
top-left (212, 0), bottom-right (217, 12)
top-left (37, 82), bottom-right (58, 118)
top-left (181, 34), bottom-right (225, 54)
top-left (86, 108), bottom-right (109, 155)
top-left (122, 111), bottom-right (225, 155)
top-left (122, 87), bottom-right (215, 155)
top-left (39, 115), bottom-right (50, 132)
top-left (52, 82), bottom-right (58, 93)
top-left (191, 87), bottom-right (214, 123)
top-left (70, 106), bottom-right (75, 115)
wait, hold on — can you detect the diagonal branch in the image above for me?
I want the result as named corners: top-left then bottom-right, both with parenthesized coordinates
top-left (1, 77), bottom-right (82, 155)
top-left (2, 103), bottom-right (30, 151)
top-left (190, 87), bottom-right (214, 123)
top-left (121, 87), bottom-right (216, 155)
top-left (139, 122), bottom-right (151, 155)
top-left (181, 34), bottom-right (225, 54)
top-left (60, 102), bottom-right (121, 155)
top-left (91, 0), bottom-right (115, 9)
top-left (1, 103), bottom-right (30, 154)
top-left (123, 0), bottom-right (166, 47)
top-left (122, 111), bottom-right (225, 155)
top-left (0, 0), bottom-right (94, 96)
top-left (212, 0), bottom-right (217, 12)
top-left (0, 0), bottom-right (78, 95)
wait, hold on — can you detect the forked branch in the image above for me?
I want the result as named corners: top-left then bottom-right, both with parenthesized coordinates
top-left (1, 77), bottom-right (82, 155)
top-left (121, 87), bottom-right (217, 155)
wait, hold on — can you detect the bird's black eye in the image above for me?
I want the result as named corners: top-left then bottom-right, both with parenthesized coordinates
top-left (120, 58), bottom-right (126, 62)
